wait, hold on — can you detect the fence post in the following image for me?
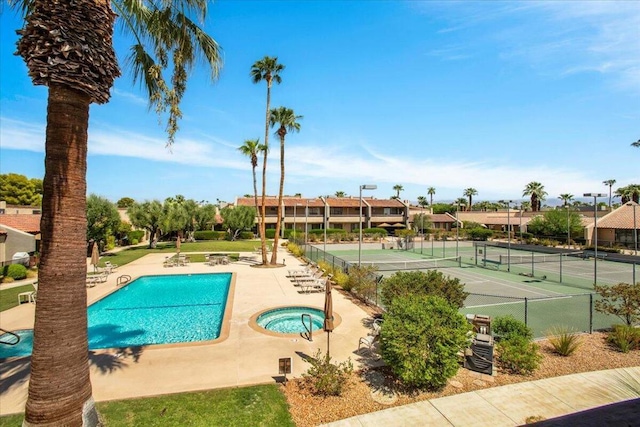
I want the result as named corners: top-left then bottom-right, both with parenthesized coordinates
top-left (589, 293), bottom-right (593, 334)
top-left (524, 297), bottom-right (528, 326)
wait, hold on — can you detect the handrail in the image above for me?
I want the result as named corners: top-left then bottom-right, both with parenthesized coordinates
top-left (301, 313), bottom-right (313, 342)
top-left (116, 275), bottom-right (132, 287)
top-left (0, 328), bottom-right (20, 346)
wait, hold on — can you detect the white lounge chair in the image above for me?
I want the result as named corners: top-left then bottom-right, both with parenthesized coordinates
top-left (358, 334), bottom-right (378, 355)
top-left (104, 261), bottom-right (118, 273)
top-left (18, 282), bottom-right (37, 304)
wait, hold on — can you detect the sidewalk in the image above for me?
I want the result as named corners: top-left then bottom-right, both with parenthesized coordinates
top-left (322, 367), bottom-right (640, 427)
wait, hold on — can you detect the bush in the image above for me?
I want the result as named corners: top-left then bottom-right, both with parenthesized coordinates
top-left (302, 349), bottom-right (353, 396)
top-left (466, 227), bottom-right (493, 241)
top-left (346, 265), bottom-right (379, 301)
top-left (496, 336), bottom-right (542, 375)
top-left (265, 229), bottom-right (276, 239)
top-left (194, 230), bottom-right (228, 240)
top-left (380, 270), bottom-right (468, 309)
top-left (6, 264), bottom-right (27, 280)
top-left (238, 231), bottom-right (254, 240)
top-left (287, 242), bottom-right (305, 258)
top-left (594, 282), bottom-right (640, 326)
top-left (127, 230), bottom-right (145, 244)
top-left (546, 326), bottom-right (582, 356)
top-left (607, 324), bottom-right (640, 353)
top-left (131, 238), bottom-right (139, 245)
top-left (492, 315), bottom-right (533, 341)
top-left (381, 295), bottom-right (471, 389)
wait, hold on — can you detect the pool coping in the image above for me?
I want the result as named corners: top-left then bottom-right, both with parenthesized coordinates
top-left (248, 305), bottom-right (343, 338)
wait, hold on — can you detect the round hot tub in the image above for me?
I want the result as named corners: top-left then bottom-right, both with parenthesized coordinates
top-left (256, 306), bottom-right (325, 334)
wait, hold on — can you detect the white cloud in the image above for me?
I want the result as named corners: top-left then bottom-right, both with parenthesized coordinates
top-left (112, 88), bottom-right (147, 106)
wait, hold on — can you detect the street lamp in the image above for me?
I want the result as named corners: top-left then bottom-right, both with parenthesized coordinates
top-left (420, 204), bottom-right (424, 254)
top-left (566, 204), bottom-right (571, 250)
top-left (584, 193), bottom-right (607, 285)
top-left (455, 201), bottom-right (460, 257)
top-left (506, 200), bottom-right (514, 272)
top-left (304, 200), bottom-right (309, 245)
top-left (629, 202), bottom-right (637, 284)
top-left (359, 184), bottom-right (377, 267)
top-left (293, 203), bottom-right (302, 241)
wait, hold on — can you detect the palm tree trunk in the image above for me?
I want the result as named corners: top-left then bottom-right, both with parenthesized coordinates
top-left (25, 84), bottom-right (98, 427)
top-left (270, 134), bottom-right (285, 264)
top-left (252, 165), bottom-right (261, 238)
top-left (259, 83), bottom-right (271, 265)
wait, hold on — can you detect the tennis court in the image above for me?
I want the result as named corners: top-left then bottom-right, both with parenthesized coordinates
top-left (312, 243), bottom-right (623, 337)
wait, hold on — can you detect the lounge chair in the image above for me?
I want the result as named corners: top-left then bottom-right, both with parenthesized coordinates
top-left (358, 334), bottom-right (379, 355)
top-left (86, 273), bottom-right (107, 287)
top-left (18, 282), bottom-right (37, 304)
top-left (104, 261), bottom-right (118, 273)
top-left (163, 257), bottom-right (176, 267)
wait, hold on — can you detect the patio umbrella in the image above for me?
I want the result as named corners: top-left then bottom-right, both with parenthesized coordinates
top-left (323, 277), bottom-right (334, 358)
top-left (90, 241), bottom-right (100, 273)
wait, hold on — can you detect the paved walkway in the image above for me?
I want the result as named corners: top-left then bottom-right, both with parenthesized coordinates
top-left (322, 367), bottom-right (640, 427)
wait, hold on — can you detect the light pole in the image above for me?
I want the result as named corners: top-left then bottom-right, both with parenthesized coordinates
top-left (304, 200), bottom-right (309, 245)
top-left (293, 203), bottom-right (302, 241)
top-left (506, 200), bottom-right (514, 272)
top-left (631, 202), bottom-right (637, 284)
top-left (323, 197), bottom-right (328, 255)
top-left (566, 204), bottom-right (571, 250)
top-left (359, 184), bottom-right (377, 267)
top-left (420, 204), bottom-right (424, 254)
top-left (455, 201), bottom-right (460, 257)
top-left (584, 193), bottom-right (607, 285)
top-left (519, 204), bottom-right (523, 243)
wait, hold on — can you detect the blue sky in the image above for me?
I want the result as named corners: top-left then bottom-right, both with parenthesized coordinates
top-left (1, 1), bottom-right (638, 206)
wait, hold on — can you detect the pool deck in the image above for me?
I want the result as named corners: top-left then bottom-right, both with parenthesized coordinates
top-left (0, 248), bottom-right (375, 415)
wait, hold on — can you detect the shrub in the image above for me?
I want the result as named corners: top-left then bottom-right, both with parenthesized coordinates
top-left (6, 264), bottom-right (27, 280)
top-left (466, 227), bottom-right (493, 241)
top-left (131, 238), bottom-right (139, 245)
top-left (594, 282), bottom-right (640, 327)
top-left (607, 324), bottom-right (640, 353)
top-left (194, 230), bottom-right (227, 240)
top-left (302, 349), bottom-right (353, 396)
top-left (127, 230), bottom-right (145, 244)
top-left (492, 315), bottom-right (533, 341)
top-left (346, 265), bottom-right (379, 301)
top-left (381, 295), bottom-right (471, 389)
top-left (546, 326), bottom-right (582, 356)
top-left (380, 270), bottom-right (468, 309)
top-left (265, 229), bottom-right (276, 239)
top-left (238, 231), bottom-right (254, 240)
top-left (496, 336), bottom-right (542, 375)
top-left (331, 269), bottom-right (349, 288)
top-left (287, 242), bottom-right (305, 258)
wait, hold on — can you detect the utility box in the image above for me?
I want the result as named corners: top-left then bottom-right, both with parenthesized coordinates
top-left (472, 315), bottom-right (491, 335)
top-left (464, 333), bottom-right (494, 375)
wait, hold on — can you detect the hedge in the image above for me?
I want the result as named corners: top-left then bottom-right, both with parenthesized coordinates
top-left (194, 230), bottom-right (228, 240)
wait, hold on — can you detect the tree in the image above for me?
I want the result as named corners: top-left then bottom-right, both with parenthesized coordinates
top-left (594, 282), bottom-right (640, 326)
top-left (632, 139), bottom-right (640, 148)
top-left (412, 213), bottom-right (432, 234)
top-left (520, 201), bottom-right (532, 211)
top-left (392, 184), bottom-right (404, 200)
top-left (194, 203), bottom-right (217, 231)
top-left (603, 179), bottom-right (616, 208)
top-left (558, 193), bottom-right (574, 207)
top-left (380, 295), bottom-right (470, 389)
top-left (220, 205), bottom-right (257, 240)
top-left (128, 201), bottom-right (164, 248)
top-left (335, 191), bottom-right (346, 197)
top-left (238, 138), bottom-right (266, 235)
top-left (523, 182), bottom-right (547, 212)
top-left (269, 106), bottom-right (302, 265)
top-left (380, 270), bottom-right (468, 309)
top-left (427, 187), bottom-right (436, 212)
top-left (614, 184), bottom-right (640, 204)
top-left (0, 173), bottom-right (43, 206)
top-left (526, 210), bottom-right (583, 239)
top-left (463, 188), bottom-right (478, 211)
top-left (417, 196), bottom-right (428, 208)
top-left (14, 2), bottom-right (221, 424)
top-left (455, 197), bottom-right (467, 212)
top-left (251, 56), bottom-right (285, 265)
top-left (116, 197), bottom-right (135, 208)
top-left (86, 194), bottom-right (120, 244)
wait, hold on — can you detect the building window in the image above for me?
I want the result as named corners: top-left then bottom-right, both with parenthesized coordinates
top-left (330, 207), bottom-right (343, 215)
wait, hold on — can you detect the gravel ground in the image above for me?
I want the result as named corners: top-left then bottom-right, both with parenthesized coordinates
top-left (283, 328), bottom-right (640, 427)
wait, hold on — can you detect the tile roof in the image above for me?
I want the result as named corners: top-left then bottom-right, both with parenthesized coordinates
top-left (427, 214), bottom-right (456, 223)
top-left (0, 214), bottom-right (41, 233)
top-left (594, 202), bottom-right (639, 230)
top-left (364, 198), bottom-right (406, 208)
top-left (236, 197), bottom-right (326, 208)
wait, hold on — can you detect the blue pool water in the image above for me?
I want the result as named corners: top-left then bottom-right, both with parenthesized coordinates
top-left (257, 306), bottom-right (325, 334)
top-left (0, 273), bottom-right (231, 358)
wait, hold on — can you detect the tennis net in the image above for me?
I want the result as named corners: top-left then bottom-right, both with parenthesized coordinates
top-left (358, 256), bottom-right (462, 271)
top-left (499, 251), bottom-right (584, 265)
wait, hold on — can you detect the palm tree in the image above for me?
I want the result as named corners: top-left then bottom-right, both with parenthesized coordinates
top-left (455, 197), bottom-right (467, 212)
top-left (335, 191), bottom-right (346, 197)
top-left (417, 196), bottom-right (428, 208)
top-left (427, 187), bottom-right (436, 212)
top-left (14, 2), bottom-right (221, 425)
top-left (238, 139), bottom-right (266, 235)
top-left (558, 193), bottom-right (574, 207)
top-left (463, 188), bottom-right (478, 211)
top-left (520, 201), bottom-right (532, 211)
top-left (393, 184), bottom-right (404, 199)
top-left (251, 56), bottom-right (285, 265)
top-left (269, 106), bottom-right (302, 265)
top-left (631, 139), bottom-right (640, 148)
top-left (603, 179), bottom-right (616, 208)
top-left (615, 184), bottom-right (640, 204)
top-left (522, 182), bottom-right (547, 212)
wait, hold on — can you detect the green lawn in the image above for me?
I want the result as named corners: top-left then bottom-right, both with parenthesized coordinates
top-left (0, 284), bottom-right (36, 312)
top-left (0, 384), bottom-right (294, 427)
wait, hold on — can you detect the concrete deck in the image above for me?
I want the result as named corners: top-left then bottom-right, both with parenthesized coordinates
top-left (1, 248), bottom-right (375, 415)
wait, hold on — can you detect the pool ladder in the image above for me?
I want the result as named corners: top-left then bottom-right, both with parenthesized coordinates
top-left (116, 275), bottom-right (132, 286)
top-left (301, 313), bottom-right (313, 342)
top-left (0, 328), bottom-right (20, 346)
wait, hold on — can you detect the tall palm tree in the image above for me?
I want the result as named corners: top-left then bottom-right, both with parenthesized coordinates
top-left (335, 191), bottom-right (346, 197)
top-left (417, 196), bottom-right (428, 208)
top-left (14, 1), bottom-right (221, 425)
top-left (427, 187), bottom-right (436, 212)
top-left (269, 106), bottom-right (302, 265)
top-left (392, 184), bottom-right (404, 199)
top-left (455, 197), bottom-right (467, 212)
top-left (615, 184), bottom-right (640, 204)
top-left (463, 188), bottom-right (478, 211)
top-left (631, 139), bottom-right (640, 147)
top-left (238, 139), bottom-right (266, 235)
top-left (522, 182), bottom-right (547, 212)
top-left (251, 56), bottom-right (285, 265)
top-left (558, 193), bottom-right (574, 207)
top-left (603, 179), bottom-right (616, 208)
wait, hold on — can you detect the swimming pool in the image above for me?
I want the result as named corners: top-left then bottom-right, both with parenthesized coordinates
top-left (0, 273), bottom-right (233, 358)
